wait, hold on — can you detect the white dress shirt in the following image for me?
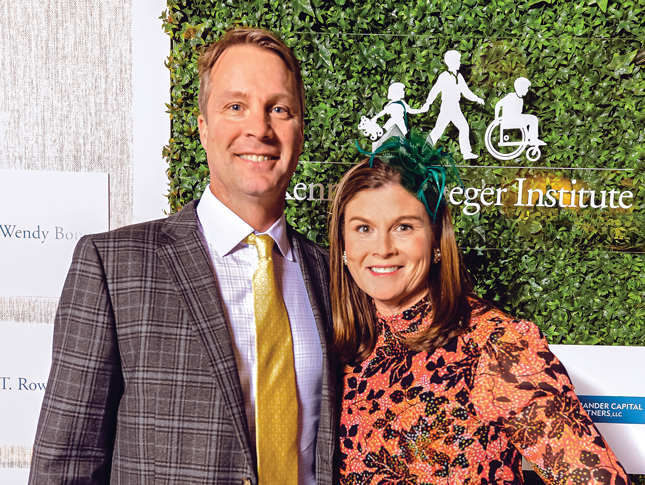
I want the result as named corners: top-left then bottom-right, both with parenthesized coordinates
top-left (197, 187), bottom-right (322, 485)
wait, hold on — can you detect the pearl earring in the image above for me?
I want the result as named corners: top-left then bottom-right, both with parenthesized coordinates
top-left (433, 248), bottom-right (441, 263)
top-left (342, 251), bottom-right (348, 266)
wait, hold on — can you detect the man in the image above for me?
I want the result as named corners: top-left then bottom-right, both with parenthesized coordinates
top-left (29, 28), bottom-right (336, 485)
top-left (421, 50), bottom-right (484, 160)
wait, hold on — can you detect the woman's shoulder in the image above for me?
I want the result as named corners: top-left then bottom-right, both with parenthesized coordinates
top-left (462, 301), bottom-right (546, 351)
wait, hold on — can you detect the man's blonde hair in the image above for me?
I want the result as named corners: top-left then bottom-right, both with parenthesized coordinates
top-left (197, 27), bottom-right (305, 120)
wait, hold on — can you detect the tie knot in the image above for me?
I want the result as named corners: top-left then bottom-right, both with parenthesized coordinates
top-left (244, 233), bottom-right (274, 260)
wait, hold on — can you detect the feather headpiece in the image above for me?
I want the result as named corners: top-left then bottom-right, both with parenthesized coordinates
top-left (356, 127), bottom-right (463, 222)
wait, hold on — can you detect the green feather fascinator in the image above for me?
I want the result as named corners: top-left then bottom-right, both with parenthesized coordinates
top-left (356, 128), bottom-right (463, 222)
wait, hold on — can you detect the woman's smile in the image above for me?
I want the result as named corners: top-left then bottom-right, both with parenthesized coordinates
top-left (368, 265), bottom-right (401, 275)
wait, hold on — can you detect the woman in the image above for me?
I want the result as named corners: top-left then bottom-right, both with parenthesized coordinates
top-left (329, 155), bottom-right (630, 483)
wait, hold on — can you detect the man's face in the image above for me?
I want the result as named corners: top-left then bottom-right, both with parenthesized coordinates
top-left (198, 45), bottom-right (303, 210)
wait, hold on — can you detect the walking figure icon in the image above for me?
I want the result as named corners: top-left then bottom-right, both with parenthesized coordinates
top-left (421, 50), bottom-right (484, 160)
top-left (485, 77), bottom-right (545, 161)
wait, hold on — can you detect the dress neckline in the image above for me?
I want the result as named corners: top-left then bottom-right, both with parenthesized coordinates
top-left (375, 298), bottom-right (432, 333)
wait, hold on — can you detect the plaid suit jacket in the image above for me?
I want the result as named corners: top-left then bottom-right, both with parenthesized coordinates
top-left (28, 201), bottom-right (337, 485)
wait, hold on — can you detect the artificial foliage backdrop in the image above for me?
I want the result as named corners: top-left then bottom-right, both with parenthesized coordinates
top-left (162, 0), bottom-right (644, 351)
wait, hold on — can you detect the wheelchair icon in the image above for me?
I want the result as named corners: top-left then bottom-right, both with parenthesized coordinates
top-left (484, 118), bottom-right (542, 162)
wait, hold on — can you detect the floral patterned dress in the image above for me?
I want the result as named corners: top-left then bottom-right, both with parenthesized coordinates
top-left (338, 300), bottom-right (630, 485)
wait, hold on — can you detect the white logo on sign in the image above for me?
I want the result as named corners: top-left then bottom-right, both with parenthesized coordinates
top-left (485, 77), bottom-right (545, 162)
top-left (356, 53), bottom-right (548, 163)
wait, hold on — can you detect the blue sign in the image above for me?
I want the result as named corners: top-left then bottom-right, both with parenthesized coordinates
top-left (579, 395), bottom-right (645, 425)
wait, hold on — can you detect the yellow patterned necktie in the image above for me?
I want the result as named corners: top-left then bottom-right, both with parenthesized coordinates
top-left (244, 233), bottom-right (299, 484)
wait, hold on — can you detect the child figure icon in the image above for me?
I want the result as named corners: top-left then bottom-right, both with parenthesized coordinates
top-left (485, 77), bottom-right (545, 161)
top-left (358, 82), bottom-right (425, 151)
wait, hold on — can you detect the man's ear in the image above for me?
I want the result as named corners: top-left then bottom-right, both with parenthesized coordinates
top-left (198, 114), bottom-right (208, 146)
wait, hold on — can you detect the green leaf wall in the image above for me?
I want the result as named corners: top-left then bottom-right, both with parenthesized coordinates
top-left (162, 0), bottom-right (644, 351)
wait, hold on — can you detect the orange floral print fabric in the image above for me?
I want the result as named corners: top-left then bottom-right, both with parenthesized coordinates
top-left (338, 300), bottom-right (630, 484)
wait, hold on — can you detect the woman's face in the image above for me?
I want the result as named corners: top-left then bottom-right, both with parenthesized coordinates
top-left (343, 184), bottom-right (434, 316)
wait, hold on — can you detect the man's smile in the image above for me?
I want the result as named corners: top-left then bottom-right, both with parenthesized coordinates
top-left (237, 154), bottom-right (279, 162)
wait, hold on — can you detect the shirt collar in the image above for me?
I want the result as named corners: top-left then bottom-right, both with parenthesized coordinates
top-left (196, 185), bottom-right (293, 261)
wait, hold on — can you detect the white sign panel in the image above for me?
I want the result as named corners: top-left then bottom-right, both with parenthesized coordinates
top-left (0, 322), bottom-right (54, 482)
top-left (551, 345), bottom-right (645, 473)
top-left (521, 345), bottom-right (645, 473)
top-left (0, 170), bottom-right (109, 298)
top-left (0, 470), bottom-right (29, 485)
top-left (0, 323), bottom-right (54, 446)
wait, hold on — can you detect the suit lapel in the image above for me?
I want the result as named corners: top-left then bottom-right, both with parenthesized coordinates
top-left (157, 202), bottom-right (254, 468)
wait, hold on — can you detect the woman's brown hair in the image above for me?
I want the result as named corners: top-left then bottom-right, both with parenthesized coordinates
top-left (330, 159), bottom-right (485, 363)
